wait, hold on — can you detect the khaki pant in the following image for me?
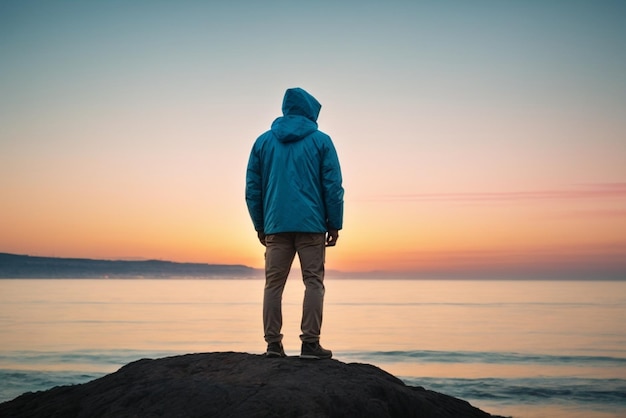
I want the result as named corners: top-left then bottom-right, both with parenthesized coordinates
top-left (263, 232), bottom-right (326, 344)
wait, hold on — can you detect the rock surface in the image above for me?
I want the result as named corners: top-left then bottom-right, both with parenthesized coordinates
top-left (0, 352), bottom-right (506, 418)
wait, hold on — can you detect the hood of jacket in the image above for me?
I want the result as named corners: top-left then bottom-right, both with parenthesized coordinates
top-left (271, 88), bottom-right (321, 143)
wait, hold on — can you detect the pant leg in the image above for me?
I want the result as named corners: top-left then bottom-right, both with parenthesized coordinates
top-left (295, 233), bottom-right (326, 343)
top-left (263, 233), bottom-right (296, 343)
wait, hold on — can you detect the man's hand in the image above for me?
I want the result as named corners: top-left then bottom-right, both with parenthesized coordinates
top-left (257, 230), bottom-right (267, 246)
top-left (326, 229), bottom-right (339, 247)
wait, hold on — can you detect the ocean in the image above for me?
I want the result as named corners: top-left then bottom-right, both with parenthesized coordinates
top-left (0, 278), bottom-right (624, 417)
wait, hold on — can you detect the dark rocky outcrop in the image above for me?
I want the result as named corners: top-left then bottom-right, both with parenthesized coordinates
top-left (0, 352), bottom-right (506, 418)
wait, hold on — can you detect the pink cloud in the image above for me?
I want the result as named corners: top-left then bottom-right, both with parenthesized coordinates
top-left (373, 182), bottom-right (626, 203)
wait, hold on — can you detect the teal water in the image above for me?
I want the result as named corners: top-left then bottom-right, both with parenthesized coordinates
top-left (1, 279), bottom-right (625, 417)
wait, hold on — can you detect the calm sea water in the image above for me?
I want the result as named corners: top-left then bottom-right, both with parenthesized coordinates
top-left (0, 278), bottom-right (625, 418)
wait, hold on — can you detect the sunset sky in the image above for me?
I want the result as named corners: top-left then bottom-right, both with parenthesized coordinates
top-left (1, 1), bottom-right (625, 278)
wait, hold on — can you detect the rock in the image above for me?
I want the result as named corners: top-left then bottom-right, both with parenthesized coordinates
top-left (0, 352), bottom-right (506, 418)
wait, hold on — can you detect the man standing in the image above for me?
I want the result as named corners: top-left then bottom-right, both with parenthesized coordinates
top-left (246, 87), bottom-right (344, 359)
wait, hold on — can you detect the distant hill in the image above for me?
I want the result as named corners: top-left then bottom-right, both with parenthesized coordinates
top-left (0, 253), bottom-right (261, 279)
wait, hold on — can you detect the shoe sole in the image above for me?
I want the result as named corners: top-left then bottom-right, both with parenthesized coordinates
top-left (299, 354), bottom-right (332, 360)
top-left (266, 351), bottom-right (285, 358)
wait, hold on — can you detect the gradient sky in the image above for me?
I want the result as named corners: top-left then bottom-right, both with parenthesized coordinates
top-left (1, 1), bottom-right (625, 278)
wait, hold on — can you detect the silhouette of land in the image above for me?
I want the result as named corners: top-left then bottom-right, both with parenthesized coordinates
top-left (0, 253), bottom-right (259, 279)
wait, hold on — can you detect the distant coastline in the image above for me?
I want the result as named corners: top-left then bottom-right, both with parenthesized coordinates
top-left (0, 253), bottom-right (261, 279)
top-left (1, 252), bottom-right (623, 280)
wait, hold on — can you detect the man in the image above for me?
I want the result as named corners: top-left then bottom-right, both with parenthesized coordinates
top-left (246, 87), bottom-right (344, 359)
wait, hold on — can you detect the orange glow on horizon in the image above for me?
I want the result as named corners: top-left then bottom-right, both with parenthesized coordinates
top-left (2, 181), bottom-right (626, 278)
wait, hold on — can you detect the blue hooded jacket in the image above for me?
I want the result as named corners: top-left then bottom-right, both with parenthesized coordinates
top-left (246, 88), bottom-right (344, 235)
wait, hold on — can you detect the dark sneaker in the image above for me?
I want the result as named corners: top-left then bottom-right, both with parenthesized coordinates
top-left (300, 342), bottom-right (332, 359)
top-left (266, 342), bottom-right (286, 358)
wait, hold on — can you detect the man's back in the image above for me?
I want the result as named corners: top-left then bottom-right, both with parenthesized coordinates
top-left (246, 88), bottom-right (343, 235)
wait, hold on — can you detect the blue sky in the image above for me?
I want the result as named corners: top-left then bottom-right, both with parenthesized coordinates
top-left (1, 1), bottom-right (625, 277)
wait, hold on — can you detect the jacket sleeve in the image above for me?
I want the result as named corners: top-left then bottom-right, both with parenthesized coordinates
top-left (322, 139), bottom-right (344, 231)
top-left (245, 144), bottom-right (265, 231)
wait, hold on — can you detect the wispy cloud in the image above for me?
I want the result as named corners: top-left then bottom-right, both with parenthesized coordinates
top-left (368, 182), bottom-right (626, 203)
